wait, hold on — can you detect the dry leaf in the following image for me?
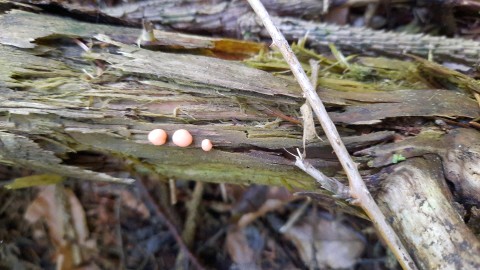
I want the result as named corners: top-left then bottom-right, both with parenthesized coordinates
top-left (283, 217), bottom-right (365, 269)
top-left (24, 186), bottom-right (64, 246)
top-left (24, 185), bottom-right (97, 270)
top-left (226, 226), bottom-right (262, 270)
top-left (4, 174), bottom-right (63, 189)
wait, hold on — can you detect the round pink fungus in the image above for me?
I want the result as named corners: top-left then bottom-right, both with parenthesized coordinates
top-left (201, 139), bottom-right (213, 151)
top-left (172, 129), bottom-right (193, 147)
top-left (148, 129), bottom-right (167, 145)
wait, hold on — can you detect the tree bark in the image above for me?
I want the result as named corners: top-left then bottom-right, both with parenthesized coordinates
top-left (376, 156), bottom-right (480, 269)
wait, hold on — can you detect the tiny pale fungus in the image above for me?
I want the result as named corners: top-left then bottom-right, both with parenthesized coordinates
top-left (172, 129), bottom-right (193, 147)
top-left (201, 139), bottom-right (213, 151)
top-left (148, 129), bottom-right (168, 145)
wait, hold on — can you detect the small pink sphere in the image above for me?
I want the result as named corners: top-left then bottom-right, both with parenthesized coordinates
top-left (148, 129), bottom-right (168, 145)
top-left (172, 129), bottom-right (193, 147)
top-left (201, 139), bottom-right (213, 151)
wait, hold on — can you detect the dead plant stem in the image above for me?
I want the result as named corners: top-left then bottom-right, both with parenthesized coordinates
top-left (245, 1), bottom-right (417, 269)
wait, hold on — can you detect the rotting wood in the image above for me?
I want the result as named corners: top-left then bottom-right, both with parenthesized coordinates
top-left (0, 7), bottom-right (479, 269)
top-left (0, 20), bottom-right (475, 187)
top-left (101, 0), bottom-right (480, 65)
top-left (376, 156), bottom-right (480, 269)
top-left (358, 128), bottom-right (480, 205)
top-left (0, 8), bottom-right (265, 58)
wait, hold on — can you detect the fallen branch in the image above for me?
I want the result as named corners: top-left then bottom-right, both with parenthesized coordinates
top-left (102, 0), bottom-right (480, 65)
top-left (376, 156), bottom-right (480, 269)
top-left (246, 0), bottom-right (417, 269)
top-left (293, 150), bottom-right (349, 199)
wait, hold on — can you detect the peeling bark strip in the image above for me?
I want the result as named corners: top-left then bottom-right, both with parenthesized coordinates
top-left (0, 8), bottom-right (265, 57)
top-left (102, 0), bottom-right (480, 65)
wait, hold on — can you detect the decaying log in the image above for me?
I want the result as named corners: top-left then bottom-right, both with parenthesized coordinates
top-left (376, 156), bottom-right (480, 269)
top-left (0, 6), bottom-right (479, 269)
top-left (359, 129), bottom-right (480, 205)
top-left (102, 0), bottom-right (480, 65)
top-left (0, 9), bottom-right (346, 188)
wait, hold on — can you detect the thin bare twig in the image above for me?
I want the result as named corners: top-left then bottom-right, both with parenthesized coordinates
top-left (135, 180), bottom-right (205, 270)
top-left (294, 150), bottom-right (349, 199)
top-left (279, 197), bottom-right (310, 233)
top-left (169, 179), bottom-right (178, 205)
top-left (114, 196), bottom-right (126, 269)
top-left (246, 1), bottom-right (417, 269)
top-left (182, 181), bottom-right (204, 247)
top-left (176, 181), bottom-right (204, 269)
